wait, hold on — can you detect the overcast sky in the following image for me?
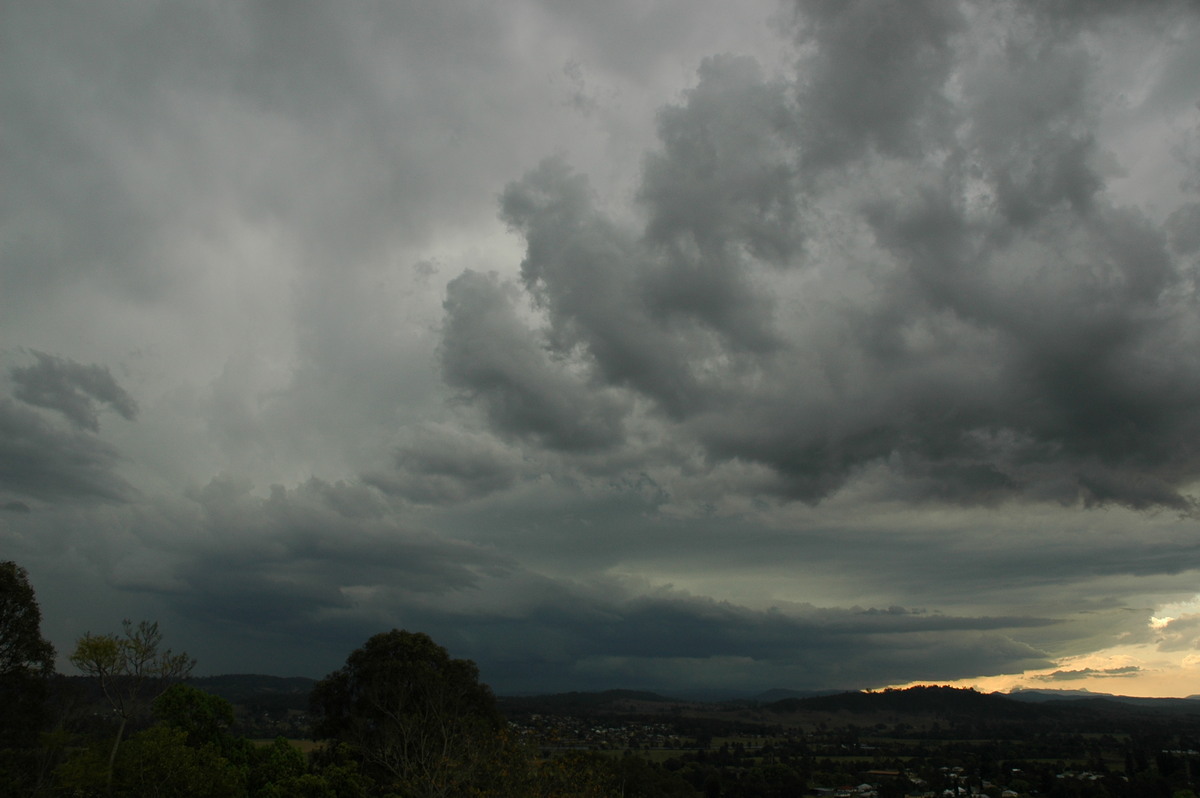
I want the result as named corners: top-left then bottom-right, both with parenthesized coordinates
top-left (4, 0), bottom-right (1200, 697)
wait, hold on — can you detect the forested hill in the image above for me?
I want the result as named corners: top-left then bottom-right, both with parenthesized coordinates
top-left (187, 674), bottom-right (315, 705)
top-left (768, 686), bottom-right (1044, 720)
top-left (498, 689), bottom-right (678, 715)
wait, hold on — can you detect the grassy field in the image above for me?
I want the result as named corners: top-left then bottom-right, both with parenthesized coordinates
top-left (250, 738), bottom-right (323, 753)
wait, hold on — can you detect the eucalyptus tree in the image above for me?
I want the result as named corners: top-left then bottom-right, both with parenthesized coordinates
top-left (69, 619), bottom-right (195, 793)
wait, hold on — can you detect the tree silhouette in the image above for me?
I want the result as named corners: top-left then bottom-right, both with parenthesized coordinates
top-left (311, 629), bottom-right (503, 797)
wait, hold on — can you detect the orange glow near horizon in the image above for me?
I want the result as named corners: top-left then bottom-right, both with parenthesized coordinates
top-left (886, 644), bottom-right (1200, 699)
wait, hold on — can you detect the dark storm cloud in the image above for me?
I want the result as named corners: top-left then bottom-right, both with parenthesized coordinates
top-left (450, 0), bottom-right (1200, 511)
top-left (498, 160), bottom-right (704, 418)
top-left (0, 352), bottom-right (138, 504)
top-left (377, 583), bottom-right (1055, 693)
top-left (563, 595), bottom-right (1054, 660)
top-left (119, 477), bottom-right (510, 640)
top-left (162, 542), bottom-right (1056, 689)
top-left (86, 469), bottom-right (1064, 689)
top-left (364, 424), bottom-right (523, 505)
top-left (859, 194), bottom-right (1198, 506)
top-left (790, 0), bottom-right (963, 168)
top-left (10, 351), bottom-right (138, 431)
top-left (0, 399), bottom-right (133, 503)
top-left (441, 269), bottom-right (629, 450)
top-left (640, 54), bottom-right (802, 349)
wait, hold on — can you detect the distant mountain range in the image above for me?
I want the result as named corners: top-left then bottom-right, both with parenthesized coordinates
top-left (168, 676), bottom-right (1200, 723)
top-left (1007, 687), bottom-right (1200, 702)
top-left (186, 674), bottom-right (316, 712)
top-left (189, 674), bottom-right (316, 700)
top-left (749, 688), bottom-right (856, 703)
top-left (497, 689), bottom-right (680, 715)
top-left (495, 684), bottom-right (1200, 726)
top-left (760, 686), bottom-right (1200, 722)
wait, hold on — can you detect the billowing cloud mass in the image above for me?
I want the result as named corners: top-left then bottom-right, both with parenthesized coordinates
top-left (4, 0), bottom-right (1200, 696)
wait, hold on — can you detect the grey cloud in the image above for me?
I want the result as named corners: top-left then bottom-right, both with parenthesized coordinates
top-left (499, 159), bottom-right (705, 418)
top-left (1166, 203), bottom-right (1200, 255)
top-left (0, 1), bottom-right (543, 276)
top-left (639, 55), bottom-right (801, 351)
top-left (963, 38), bottom-right (1101, 225)
top-left (365, 424), bottom-right (523, 505)
top-left (177, 544), bottom-right (1057, 690)
top-left (790, 0), bottom-right (963, 168)
top-left (1, 0), bottom-right (624, 472)
top-left (572, 595), bottom-right (1055, 660)
top-left (537, 0), bottom-right (760, 82)
top-left (86, 475), bottom-right (1066, 689)
top-left (1155, 615), bottom-right (1200, 652)
top-left (10, 350), bottom-right (137, 431)
top-left (391, 584), bottom-right (1055, 693)
top-left (119, 477), bottom-right (511, 642)
top-left (0, 2), bottom-right (238, 307)
top-left (457, 0), bottom-right (1200, 512)
top-left (1022, 0), bottom-right (1190, 26)
top-left (441, 269), bottom-right (629, 450)
top-left (962, 0), bottom-right (1196, 221)
top-left (0, 399), bottom-right (133, 503)
top-left (861, 186), bottom-right (1199, 508)
top-left (1033, 666), bottom-right (1141, 682)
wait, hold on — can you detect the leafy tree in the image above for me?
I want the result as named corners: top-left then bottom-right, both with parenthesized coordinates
top-left (527, 751), bottom-right (619, 798)
top-left (303, 743), bottom-right (375, 798)
top-left (249, 737), bottom-right (309, 795)
top-left (0, 561), bottom-right (57, 792)
top-left (251, 738), bottom-right (373, 798)
top-left (153, 683), bottom-right (238, 752)
top-left (69, 619), bottom-right (195, 794)
top-left (119, 725), bottom-right (242, 797)
top-left (55, 724), bottom-right (243, 798)
top-left (0, 561), bottom-right (56, 744)
top-left (310, 629), bottom-right (503, 798)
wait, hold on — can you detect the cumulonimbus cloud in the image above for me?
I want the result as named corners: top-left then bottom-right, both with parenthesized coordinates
top-left (442, 0), bottom-right (1200, 512)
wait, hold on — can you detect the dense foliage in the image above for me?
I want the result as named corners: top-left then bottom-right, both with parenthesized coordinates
top-left (69, 619), bottom-right (198, 792)
top-left (0, 560), bottom-right (57, 790)
top-left (310, 629), bottom-right (504, 797)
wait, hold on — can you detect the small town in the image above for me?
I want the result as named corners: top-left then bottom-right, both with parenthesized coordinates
top-left (494, 688), bottom-right (1200, 797)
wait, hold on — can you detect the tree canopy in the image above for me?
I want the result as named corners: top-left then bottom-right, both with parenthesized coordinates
top-left (0, 560), bottom-right (55, 675)
top-left (70, 619), bottom-right (196, 793)
top-left (310, 629), bottom-right (504, 797)
top-left (0, 561), bottom-right (56, 747)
